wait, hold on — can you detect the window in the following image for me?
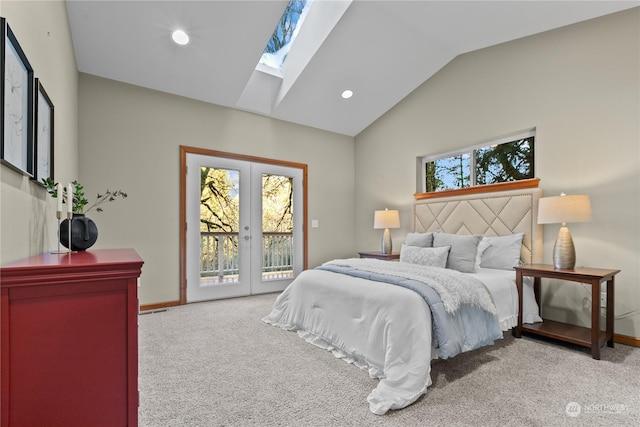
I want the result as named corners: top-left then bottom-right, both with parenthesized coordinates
top-left (421, 131), bottom-right (535, 193)
top-left (259, 0), bottom-right (312, 71)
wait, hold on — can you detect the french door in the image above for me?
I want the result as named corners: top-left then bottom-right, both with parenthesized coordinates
top-left (185, 151), bottom-right (304, 302)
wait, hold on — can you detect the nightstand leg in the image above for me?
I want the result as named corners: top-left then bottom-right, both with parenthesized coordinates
top-left (591, 280), bottom-right (601, 360)
top-left (607, 278), bottom-right (615, 348)
top-left (514, 271), bottom-right (523, 338)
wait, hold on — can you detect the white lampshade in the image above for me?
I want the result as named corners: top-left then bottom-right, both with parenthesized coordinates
top-left (374, 209), bottom-right (400, 255)
top-left (374, 209), bottom-right (400, 229)
top-left (538, 193), bottom-right (591, 269)
top-left (538, 194), bottom-right (591, 225)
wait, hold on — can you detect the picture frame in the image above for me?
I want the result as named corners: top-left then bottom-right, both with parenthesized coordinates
top-left (1, 17), bottom-right (35, 176)
top-left (34, 79), bottom-right (54, 183)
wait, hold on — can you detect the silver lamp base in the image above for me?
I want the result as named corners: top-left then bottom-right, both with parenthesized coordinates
top-left (381, 228), bottom-right (392, 254)
top-left (553, 226), bottom-right (576, 269)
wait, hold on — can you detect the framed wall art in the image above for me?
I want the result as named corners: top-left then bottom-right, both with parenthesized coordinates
top-left (1, 17), bottom-right (35, 176)
top-left (34, 79), bottom-right (54, 183)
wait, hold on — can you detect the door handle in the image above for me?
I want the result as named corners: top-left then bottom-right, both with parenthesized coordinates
top-left (243, 235), bottom-right (250, 241)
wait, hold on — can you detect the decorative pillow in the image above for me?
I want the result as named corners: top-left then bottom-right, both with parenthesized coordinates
top-left (404, 232), bottom-right (433, 248)
top-left (432, 233), bottom-right (482, 273)
top-left (479, 233), bottom-right (524, 270)
top-left (399, 244), bottom-right (450, 268)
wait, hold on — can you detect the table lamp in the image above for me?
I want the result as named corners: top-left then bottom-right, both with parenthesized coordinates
top-left (537, 193), bottom-right (591, 269)
top-left (374, 209), bottom-right (400, 254)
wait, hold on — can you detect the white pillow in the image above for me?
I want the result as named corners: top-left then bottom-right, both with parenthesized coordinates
top-left (400, 244), bottom-right (450, 268)
top-left (404, 232), bottom-right (433, 248)
top-left (433, 233), bottom-right (483, 273)
top-left (479, 233), bottom-right (524, 270)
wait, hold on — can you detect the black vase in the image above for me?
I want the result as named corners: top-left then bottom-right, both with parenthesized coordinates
top-left (60, 213), bottom-right (98, 251)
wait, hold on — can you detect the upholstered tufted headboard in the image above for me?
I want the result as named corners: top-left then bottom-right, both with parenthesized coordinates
top-left (413, 186), bottom-right (543, 264)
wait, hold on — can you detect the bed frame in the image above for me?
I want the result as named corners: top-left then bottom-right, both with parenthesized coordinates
top-left (413, 185), bottom-right (543, 264)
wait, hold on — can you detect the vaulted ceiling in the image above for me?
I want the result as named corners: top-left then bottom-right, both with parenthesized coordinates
top-left (66, 1), bottom-right (637, 137)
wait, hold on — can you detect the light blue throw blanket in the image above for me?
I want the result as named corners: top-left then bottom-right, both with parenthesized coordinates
top-left (317, 259), bottom-right (503, 358)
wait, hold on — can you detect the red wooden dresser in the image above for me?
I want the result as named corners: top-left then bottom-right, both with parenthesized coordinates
top-left (1, 249), bottom-right (143, 427)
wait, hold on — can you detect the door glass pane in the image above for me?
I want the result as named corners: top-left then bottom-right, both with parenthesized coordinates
top-left (261, 174), bottom-right (294, 281)
top-left (200, 167), bottom-right (240, 284)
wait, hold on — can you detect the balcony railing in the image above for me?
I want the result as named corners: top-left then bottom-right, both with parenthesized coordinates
top-left (200, 231), bottom-right (293, 282)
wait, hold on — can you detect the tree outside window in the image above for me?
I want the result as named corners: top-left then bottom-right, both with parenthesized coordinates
top-left (423, 134), bottom-right (534, 193)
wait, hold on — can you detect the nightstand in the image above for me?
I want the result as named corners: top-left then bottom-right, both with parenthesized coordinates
top-left (358, 251), bottom-right (400, 261)
top-left (514, 264), bottom-right (620, 360)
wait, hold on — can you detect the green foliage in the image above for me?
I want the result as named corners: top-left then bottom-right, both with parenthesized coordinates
top-left (42, 178), bottom-right (127, 214)
top-left (475, 138), bottom-right (534, 185)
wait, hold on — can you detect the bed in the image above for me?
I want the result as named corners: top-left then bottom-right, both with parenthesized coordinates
top-left (263, 186), bottom-right (543, 415)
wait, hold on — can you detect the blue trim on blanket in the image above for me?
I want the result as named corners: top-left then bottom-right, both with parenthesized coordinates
top-left (316, 264), bottom-right (503, 358)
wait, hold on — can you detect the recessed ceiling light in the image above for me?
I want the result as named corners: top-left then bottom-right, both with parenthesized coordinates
top-left (341, 90), bottom-right (353, 99)
top-left (172, 30), bottom-right (189, 45)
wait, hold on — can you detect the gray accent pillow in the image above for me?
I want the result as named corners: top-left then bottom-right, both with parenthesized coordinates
top-left (400, 244), bottom-right (450, 268)
top-left (433, 233), bottom-right (482, 273)
top-left (404, 232), bottom-right (433, 248)
top-left (479, 233), bottom-right (524, 270)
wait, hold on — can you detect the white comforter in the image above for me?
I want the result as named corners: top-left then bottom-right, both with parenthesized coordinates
top-left (262, 267), bottom-right (541, 415)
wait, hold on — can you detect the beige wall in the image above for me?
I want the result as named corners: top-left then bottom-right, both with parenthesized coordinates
top-left (355, 9), bottom-right (640, 338)
top-left (77, 74), bottom-right (355, 305)
top-left (0, 1), bottom-right (78, 263)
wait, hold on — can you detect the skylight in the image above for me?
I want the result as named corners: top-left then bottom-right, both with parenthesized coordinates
top-left (259, 0), bottom-right (312, 71)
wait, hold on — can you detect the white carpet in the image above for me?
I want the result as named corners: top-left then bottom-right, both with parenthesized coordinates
top-left (138, 293), bottom-right (640, 426)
